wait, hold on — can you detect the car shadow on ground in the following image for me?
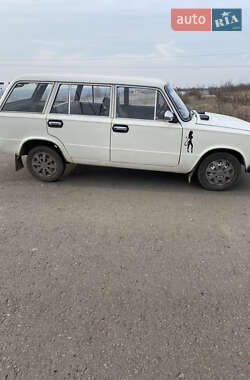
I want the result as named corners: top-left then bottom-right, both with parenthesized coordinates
top-left (2, 153), bottom-right (250, 196)
top-left (60, 164), bottom-right (250, 195)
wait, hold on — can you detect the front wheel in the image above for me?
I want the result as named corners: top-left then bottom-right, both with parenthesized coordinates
top-left (197, 152), bottom-right (242, 191)
top-left (27, 146), bottom-right (65, 182)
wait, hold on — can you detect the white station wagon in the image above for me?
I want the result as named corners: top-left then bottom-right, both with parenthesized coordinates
top-left (0, 74), bottom-right (250, 191)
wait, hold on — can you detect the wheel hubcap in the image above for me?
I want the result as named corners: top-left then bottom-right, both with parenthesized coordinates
top-left (205, 159), bottom-right (234, 186)
top-left (32, 152), bottom-right (56, 177)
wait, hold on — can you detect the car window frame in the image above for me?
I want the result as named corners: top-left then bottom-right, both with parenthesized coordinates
top-left (164, 86), bottom-right (191, 122)
top-left (0, 80), bottom-right (55, 114)
top-left (49, 82), bottom-right (112, 118)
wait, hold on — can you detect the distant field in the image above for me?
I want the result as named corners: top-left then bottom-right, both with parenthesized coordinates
top-left (179, 83), bottom-right (250, 122)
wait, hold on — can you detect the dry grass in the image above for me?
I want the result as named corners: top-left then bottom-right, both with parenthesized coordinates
top-left (180, 82), bottom-right (250, 122)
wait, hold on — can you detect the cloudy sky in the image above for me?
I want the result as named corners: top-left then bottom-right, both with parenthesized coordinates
top-left (0, 0), bottom-right (249, 86)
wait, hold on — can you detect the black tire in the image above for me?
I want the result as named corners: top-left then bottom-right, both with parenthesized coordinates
top-left (27, 146), bottom-right (65, 182)
top-left (197, 152), bottom-right (242, 191)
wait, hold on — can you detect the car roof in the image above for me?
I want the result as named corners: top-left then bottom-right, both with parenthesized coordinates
top-left (14, 74), bottom-right (167, 88)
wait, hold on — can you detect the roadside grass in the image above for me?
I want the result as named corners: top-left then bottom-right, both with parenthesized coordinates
top-left (180, 82), bottom-right (250, 122)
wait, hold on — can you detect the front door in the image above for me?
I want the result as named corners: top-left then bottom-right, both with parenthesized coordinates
top-left (47, 83), bottom-right (112, 163)
top-left (111, 86), bottom-right (182, 167)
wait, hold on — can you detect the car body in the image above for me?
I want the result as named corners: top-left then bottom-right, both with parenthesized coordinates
top-left (0, 74), bottom-right (249, 190)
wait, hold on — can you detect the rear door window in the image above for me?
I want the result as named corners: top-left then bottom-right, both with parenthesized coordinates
top-left (2, 82), bottom-right (53, 113)
top-left (50, 84), bottom-right (111, 116)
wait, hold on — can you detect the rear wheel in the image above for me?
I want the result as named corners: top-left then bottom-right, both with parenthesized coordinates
top-left (27, 146), bottom-right (65, 182)
top-left (197, 152), bottom-right (242, 191)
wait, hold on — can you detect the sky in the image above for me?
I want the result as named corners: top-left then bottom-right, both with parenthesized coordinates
top-left (0, 0), bottom-right (249, 87)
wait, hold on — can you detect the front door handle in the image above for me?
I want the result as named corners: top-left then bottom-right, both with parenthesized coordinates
top-left (112, 124), bottom-right (129, 133)
top-left (47, 119), bottom-right (63, 128)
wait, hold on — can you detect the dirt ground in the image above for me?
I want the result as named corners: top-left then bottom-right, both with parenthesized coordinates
top-left (0, 153), bottom-right (250, 380)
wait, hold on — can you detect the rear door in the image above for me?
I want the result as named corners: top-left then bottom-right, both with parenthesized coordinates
top-left (111, 86), bottom-right (182, 167)
top-left (47, 83), bottom-right (112, 163)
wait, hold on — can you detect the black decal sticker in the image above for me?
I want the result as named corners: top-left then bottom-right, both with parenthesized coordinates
top-left (184, 131), bottom-right (194, 153)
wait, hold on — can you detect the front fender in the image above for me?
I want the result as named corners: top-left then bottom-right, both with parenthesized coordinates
top-left (191, 145), bottom-right (247, 173)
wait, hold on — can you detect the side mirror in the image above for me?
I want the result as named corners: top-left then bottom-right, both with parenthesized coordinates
top-left (164, 110), bottom-right (174, 122)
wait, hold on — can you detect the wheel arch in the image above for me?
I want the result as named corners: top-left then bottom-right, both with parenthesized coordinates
top-left (19, 138), bottom-right (70, 163)
top-left (191, 147), bottom-right (246, 177)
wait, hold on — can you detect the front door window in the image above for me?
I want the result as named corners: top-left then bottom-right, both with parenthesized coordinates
top-left (116, 87), bottom-right (170, 120)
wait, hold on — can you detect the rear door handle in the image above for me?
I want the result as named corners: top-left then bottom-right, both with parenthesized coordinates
top-left (47, 119), bottom-right (63, 128)
top-left (112, 124), bottom-right (129, 133)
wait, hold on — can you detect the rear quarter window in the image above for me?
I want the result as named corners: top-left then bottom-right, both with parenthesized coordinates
top-left (1, 82), bottom-right (53, 113)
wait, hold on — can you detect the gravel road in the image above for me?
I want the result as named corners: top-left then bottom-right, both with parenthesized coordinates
top-left (0, 153), bottom-right (250, 380)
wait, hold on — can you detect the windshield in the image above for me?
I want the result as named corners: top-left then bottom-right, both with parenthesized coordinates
top-left (165, 86), bottom-right (191, 121)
